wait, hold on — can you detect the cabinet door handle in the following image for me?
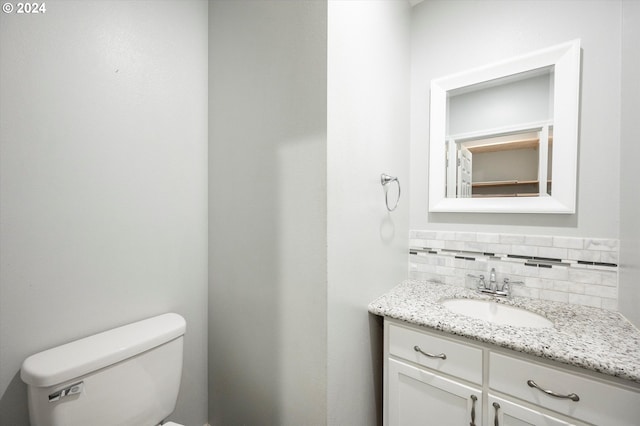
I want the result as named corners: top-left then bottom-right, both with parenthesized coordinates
top-left (469, 394), bottom-right (478, 426)
top-left (413, 345), bottom-right (446, 360)
top-left (527, 379), bottom-right (580, 401)
top-left (493, 402), bottom-right (500, 426)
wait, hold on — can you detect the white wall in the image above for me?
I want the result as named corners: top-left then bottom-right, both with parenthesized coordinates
top-left (208, 1), bottom-right (328, 424)
top-left (619, 0), bottom-right (640, 328)
top-left (410, 0), bottom-right (622, 237)
top-left (327, 1), bottom-right (410, 424)
top-left (0, 1), bottom-right (209, 425)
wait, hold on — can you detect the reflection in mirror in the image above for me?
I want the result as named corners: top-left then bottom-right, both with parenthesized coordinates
top-left (446, 67), bottom-right (554, 199)
top-left (428, 39), bottom-right (580, 213)
top-left (446, 127), bottom-right (554, 198)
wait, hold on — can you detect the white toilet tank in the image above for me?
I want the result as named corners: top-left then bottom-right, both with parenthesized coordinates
top-left (21, 313), bottom-right (186, 426)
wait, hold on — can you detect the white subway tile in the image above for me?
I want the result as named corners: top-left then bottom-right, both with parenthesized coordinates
top-left (540, 290), bottom-right (570, 303)
top-left (583, 284), bottom-right (617, 298)
top-left (409, 239), bottom-right (427, 247)
top-left (436, 266), bottom-right (456, 276)
top-left (455, 232), bottom-right (477, 242)
top-left (525, 235), bottom-right (553, 247)
top-left (568, 269), bottom-right (602, 285)
top-left (568, 293), bottom-right (602, 308)
top-left (553, 236), bottom-right (584, 249)
top-left (600, 251), bottom-right (619, 264)
top-left (568, 249), bottom-right (601, 262)
top-left (452, 258), bottom-right (469, 269)
top-left (541, 279), bottom-right (569, 292)
top-left (415, 263), bottom-right (436, 273)
top-left (584, 238), bottom-right (618, 251)
top-left (437, 257), bottom-right (451, 267)
top-left (412, 230), bottom-right (437, 239)
top-left (537, 246), bottom-right (568, 260)
top-left (511, 263), bottom-right (538, 277)
top-left (436, 231), bottom-right (457, 240)
top-left (411, 255), bottom-right (435, 264)
top-left (601, 271), bottom-right (618, 287)
top-left (538, 267), bottom-right (569, 280)
top-left (426, 239), bottom-right (446, 249)
top-left (462, 241), bottom-right (487, 252)
top-left (477, 232), bottom-right (500, 243)
top-left (511, 245), bottom-right (538, 257)
top-left (444, 240), bottom-right (465, 250)
top-left (525, 277), bottom-right (543, 289)
top-left (568, 282), bottom-right (586, 294)
top-left (445, 275), bottom-right (466, 287)
top-left (493, 263), bottom-right (514, 274)
top-left (500, 234), bottom-right (526, 244)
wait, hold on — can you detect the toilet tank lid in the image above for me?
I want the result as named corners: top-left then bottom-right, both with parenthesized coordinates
top-left (21, 313), bottom-right (186, 387)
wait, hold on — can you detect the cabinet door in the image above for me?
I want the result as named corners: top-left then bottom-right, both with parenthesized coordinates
top-left (488, 394), bottom-right (577, 426)
top-left (387, 358), bottom-right (482, 426)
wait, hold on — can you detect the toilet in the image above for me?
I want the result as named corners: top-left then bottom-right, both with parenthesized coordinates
top-left (21, 313), bottom-right (186, 426)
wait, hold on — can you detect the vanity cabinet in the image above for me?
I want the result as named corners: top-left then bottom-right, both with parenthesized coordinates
top-left (384, 319), bottom-right (640, 426)
top-left (388, 359), bottom-right (482, 426)
top-left (387, 324), bottom-right (483, 425)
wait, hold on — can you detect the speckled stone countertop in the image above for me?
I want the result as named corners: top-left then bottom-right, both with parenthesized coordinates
top-left (368, 280), bottom-right (640, 384)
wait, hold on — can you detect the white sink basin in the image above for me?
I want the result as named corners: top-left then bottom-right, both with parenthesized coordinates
top-left (441, 298), bottom-right (553, 328)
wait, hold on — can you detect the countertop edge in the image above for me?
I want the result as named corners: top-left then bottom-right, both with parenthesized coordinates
top-left (369, 280), bottom-right (640, 384)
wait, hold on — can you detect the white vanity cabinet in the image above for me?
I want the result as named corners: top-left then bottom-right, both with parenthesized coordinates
top-left (388, 359), bottom-right (482, 426)
top-left (384, 319), bottom-right (640, 426)
top-left (386, 322), bottom-right (483, 425)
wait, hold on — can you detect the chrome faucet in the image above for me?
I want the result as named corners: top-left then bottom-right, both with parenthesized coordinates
top-left (489, 268), bottom-right (497, 291)
top-left (467, 269), bottom-right (525, 298)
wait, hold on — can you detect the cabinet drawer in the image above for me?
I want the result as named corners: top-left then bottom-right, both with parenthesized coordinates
top-left (490, 352), bottom-right (640, 426)
top-left (388, 323), bottom-right (482, 384)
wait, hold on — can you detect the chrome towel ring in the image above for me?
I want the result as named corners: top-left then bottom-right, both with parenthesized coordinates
top-left (381, 173), bottom-right (401, 212)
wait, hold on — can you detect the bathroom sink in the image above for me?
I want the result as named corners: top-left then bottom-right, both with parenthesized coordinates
top-left (440, 298), bottom-right (553, 328)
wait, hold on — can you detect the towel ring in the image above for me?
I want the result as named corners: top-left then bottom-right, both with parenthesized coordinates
top-left (381, 174), bottom-right (401, 212)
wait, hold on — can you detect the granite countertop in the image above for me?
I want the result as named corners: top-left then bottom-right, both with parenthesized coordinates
top-left (368, 280), bottom-right (640, 384)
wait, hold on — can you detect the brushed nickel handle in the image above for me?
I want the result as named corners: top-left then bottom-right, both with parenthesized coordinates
top-left (527, 379), bottom-right (580, 401)
top-left (493, 402), bottom-right (500, 426)
top-left (413, 345), bottom-right (446, 360)
top-left (469, 394), bottom-right (478, 426)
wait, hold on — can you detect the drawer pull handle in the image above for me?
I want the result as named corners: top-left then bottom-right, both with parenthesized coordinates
top-left (527, 379), bottom-right (580, 402)
top-left (493, 402), bottom-right (500, 426)
top-left (470, 394), bottom-right (478, 426)
top-left (413, 345), bottom-right (446, 360)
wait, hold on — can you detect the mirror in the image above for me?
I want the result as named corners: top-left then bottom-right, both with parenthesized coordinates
top-left (429, 40), bottom-right (581, 213)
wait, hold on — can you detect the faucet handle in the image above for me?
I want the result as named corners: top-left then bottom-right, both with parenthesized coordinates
top-left (467, 274), bottom-right (486, 289)
top-left (502, 277), bottom-right (525, 296)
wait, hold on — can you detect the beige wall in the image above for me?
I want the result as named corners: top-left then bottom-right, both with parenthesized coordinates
top-left (0, 1), bottom-right (209, 425)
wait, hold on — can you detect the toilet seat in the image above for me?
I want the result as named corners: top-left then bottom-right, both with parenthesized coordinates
top-left (162, 422), bottom-right (184, 426)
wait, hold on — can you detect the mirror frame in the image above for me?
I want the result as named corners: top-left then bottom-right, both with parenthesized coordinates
top-left (428, 40), bottom-right (581, 214)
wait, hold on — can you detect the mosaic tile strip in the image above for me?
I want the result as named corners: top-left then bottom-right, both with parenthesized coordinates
top-left (408, 230), bottom-right (619, 311)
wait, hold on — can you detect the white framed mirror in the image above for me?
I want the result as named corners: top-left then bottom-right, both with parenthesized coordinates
top-left (428, 40), bottom-right (581, 214)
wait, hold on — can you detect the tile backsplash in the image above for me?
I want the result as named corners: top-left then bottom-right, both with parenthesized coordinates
top-left (409, 230), bottom-right (619, 311)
